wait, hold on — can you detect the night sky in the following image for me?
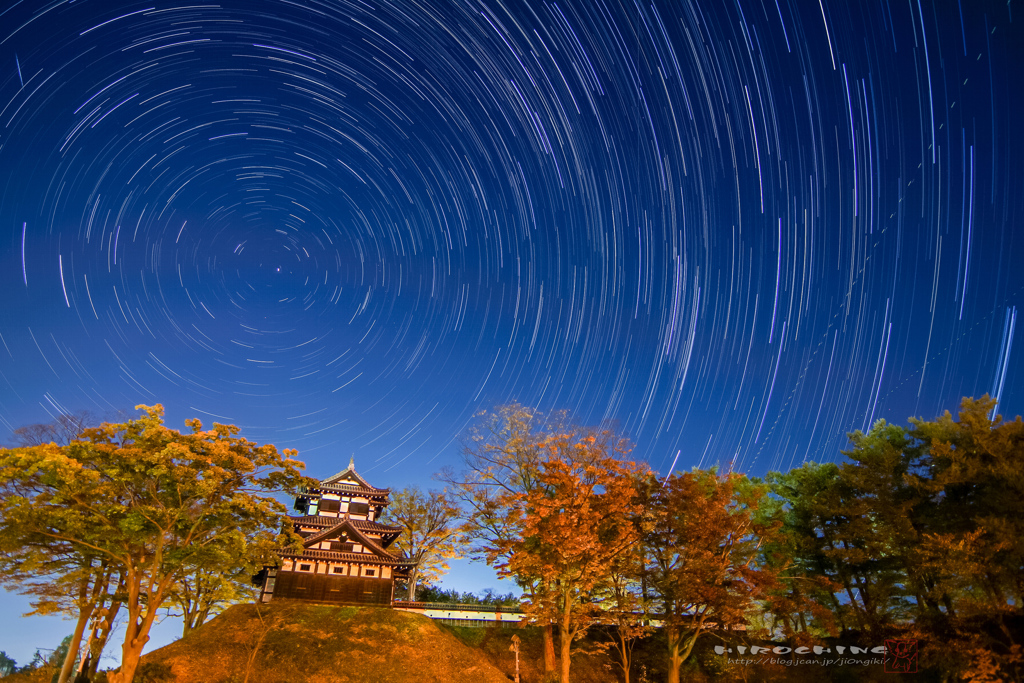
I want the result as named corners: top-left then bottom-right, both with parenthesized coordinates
top-left (0, 0), bottom-right (1022, 661)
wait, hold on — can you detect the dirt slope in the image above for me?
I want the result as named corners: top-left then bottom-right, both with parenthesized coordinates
top-left (134, 602), bottom-right (512, 683)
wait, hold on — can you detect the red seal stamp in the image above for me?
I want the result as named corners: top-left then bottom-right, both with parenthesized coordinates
top-left (885, 639), bottom-right (918, 673)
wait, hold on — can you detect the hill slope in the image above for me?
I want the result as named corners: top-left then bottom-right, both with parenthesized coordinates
top-left (135, 602), bottom-right (512, 683)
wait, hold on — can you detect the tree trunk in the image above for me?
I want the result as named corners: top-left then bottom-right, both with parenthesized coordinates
top-left (108, 591), bottom-right (160, 683)
top-left (615, 631), bottom-right (631, 683)
top-left (108, 628), bottom-right (150, 683)
top-left (676, 629), bottom-right (700, 667)
top-left (666, 629), bottom-right (683, 683)
top-left (543, 623), bottom-right (556, 674)
top-left (182, 613), bottom-right (195, 639)
top-left (559, 613), bottom-right (572, 683)
top-left (59, 561), bottom-right (115, 683)
top-left (88, 598), bottom-right (122, 679)
top-left (181, 603), bottom-right (212, 639)
top-left (407, 567), bottom-right (419, 601)
top-left (57, 603), bottom-right (90, 683)
top-left (76, 629), bottom-right (93, 679)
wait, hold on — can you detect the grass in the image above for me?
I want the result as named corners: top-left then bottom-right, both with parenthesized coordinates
top-left (132, 602), bottom-right (512, 683)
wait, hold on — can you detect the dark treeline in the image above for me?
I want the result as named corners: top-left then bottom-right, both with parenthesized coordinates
top-left (413, 585), bottom-right (520, 606)
top-left (758, 395), bottom-right (1023, 681)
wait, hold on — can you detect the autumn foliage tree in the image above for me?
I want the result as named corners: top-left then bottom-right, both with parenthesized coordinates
top-left (440, 404), bottom-right (561, 675)
top-left (498, 432), bottom-right (649, 683)
top-left (167, 538), bottom-right (266, 638)
top-left (379, 486), bottom-right (466, 601)
top-left (0, 405), bottom-right (310, 683)
top-left (0, 409), bottom-right (116, 683)
top-left (644, 469), bottom-right (780, 683)
top-left (443, 405), bottom-right (654, 682)
top-left (0, 442), bottom-right (127, 683)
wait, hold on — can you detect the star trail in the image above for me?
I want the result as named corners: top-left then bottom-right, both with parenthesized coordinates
top-left (1, 0), bottom-right (1021, 488)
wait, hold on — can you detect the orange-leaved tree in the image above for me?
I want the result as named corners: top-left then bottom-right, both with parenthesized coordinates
top-left (440, 403), bottom-right (561, 675)
top-left (645, 469), bottom-right (780, 683)
top-left (498, 431), bottom-right (649, 683)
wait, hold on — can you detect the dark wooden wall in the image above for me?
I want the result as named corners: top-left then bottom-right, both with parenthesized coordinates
top-left (272, 571), bottom-right (393, 605)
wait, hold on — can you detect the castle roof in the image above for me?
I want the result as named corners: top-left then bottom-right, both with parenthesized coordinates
top-left (316, 456), bottom-right (389, 495)
top-left (291, 515), bottom-right (403, 535)
top-left (284, 515), bottom-right (413, 569)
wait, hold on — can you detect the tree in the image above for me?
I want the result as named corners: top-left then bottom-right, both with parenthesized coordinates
top-left (761, 464), bottom-right (844, 641)
top-left (379, 486), bottom-right (465, 601)
top-left (3, 404), bottom-right (113, 680)
top-left (499, 433), bottom-right (648, 683)
top-left (0, 651), bottom-right (16, 677)
top-left (0, 405), bottom-right (310, 683)
top-left (162, 518), bottom-right (283, 639)
top-left (898, 397), bottom-right (1023, 680)
top-left (763, 397), bottom-right (1024, 681)
top-left (168, 546), bottom-right (261, 638)
top-left (644, 469), bottom-right (780, 683)
top-left (0, 441), bottom-right (126, 683)
top-left (444, 405), bottom-right (649, 683)
top-left (414, 585), bottom-right (519, 604)
top-left (906, 397), bottom-right (1024, 614)
top-left (765, 458), bottom-right (897, 638)
top-left (11, 411), bottom-right (96, 447)
top-left (13, 635), bottom-right (76, 681)
top-left (597, 539), bottom-right (652, 683)
top-left (440, 403), bottom-right (561, 675)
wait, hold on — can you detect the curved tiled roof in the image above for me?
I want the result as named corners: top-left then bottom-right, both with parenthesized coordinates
top-left (281, 548), bottom-right (415, 568)
top-left (351, 519), bottom-right (402, 533)
top-left (315, 481), bottom-right (389, 495)
top-left (290, 515), bottom-right (402, 535)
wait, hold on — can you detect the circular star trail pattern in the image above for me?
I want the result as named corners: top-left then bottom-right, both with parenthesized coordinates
top-left (0, 0), bottom-right (1021, 480)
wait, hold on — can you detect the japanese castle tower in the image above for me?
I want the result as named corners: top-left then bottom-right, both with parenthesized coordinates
top-left (258, 458), bottom-right (413, 605)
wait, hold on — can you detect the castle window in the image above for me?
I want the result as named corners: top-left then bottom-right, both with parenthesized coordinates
top-left (332, 566), bottom-right (346, 574)
top-left (319, 498), bottom-right (341, 513)
top-left (365, 569), bottom-right (375, 577)
top-left (349, 502), bottom-right (370, 516)
top-left (299, 564), bottom-right (312, 572)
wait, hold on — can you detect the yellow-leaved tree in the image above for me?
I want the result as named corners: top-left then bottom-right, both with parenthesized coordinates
top-left (380, 486), bottom-right (466, 601)
top-left (0, 405), bottom-right (310, 683)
